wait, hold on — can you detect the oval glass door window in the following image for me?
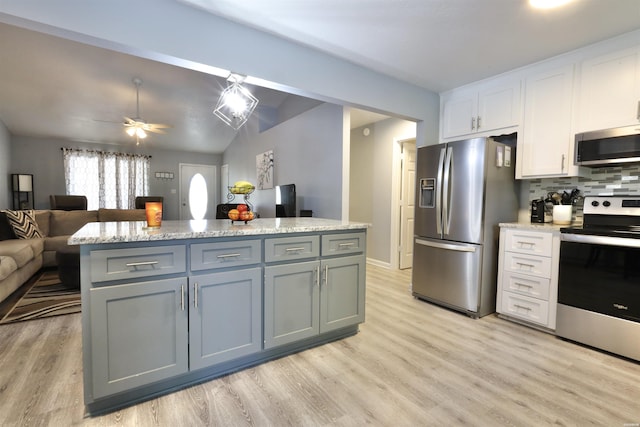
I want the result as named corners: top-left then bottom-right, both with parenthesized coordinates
top-left (189, 173), bottom-right (208, 220)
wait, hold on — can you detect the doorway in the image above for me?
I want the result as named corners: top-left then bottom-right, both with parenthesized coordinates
top-left (179, 164), bottom-right (217, 220)
top-left (390, 138), bottom-right (416, 270)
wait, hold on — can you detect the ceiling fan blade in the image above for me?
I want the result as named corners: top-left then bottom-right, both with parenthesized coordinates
top-left (146, 128), bottom-right (168, 135)
top-left (147, 123), bottom-right (172, 129)
top-left (123, 117), bottom-right (137, 126)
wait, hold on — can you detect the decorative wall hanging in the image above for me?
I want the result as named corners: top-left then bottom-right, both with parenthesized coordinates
top-left (256, 150), bottom-right (274, 190)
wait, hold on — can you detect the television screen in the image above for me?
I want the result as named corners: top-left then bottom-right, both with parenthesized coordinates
top-left (275, 184), bottom-right (296, 217)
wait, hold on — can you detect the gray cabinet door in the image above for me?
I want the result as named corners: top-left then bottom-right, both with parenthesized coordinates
top-left (320, 255), bottom-right (366, 333)
top-left (264, 261), bottom-right (319, 348)
top-left (89, 277), bottom-right (188, 399)
top-left (189, 268), bottom-right (262, 370)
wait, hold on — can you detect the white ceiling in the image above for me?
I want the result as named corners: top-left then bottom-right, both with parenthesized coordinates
top-left (1, 0), bottom-right (639, 153)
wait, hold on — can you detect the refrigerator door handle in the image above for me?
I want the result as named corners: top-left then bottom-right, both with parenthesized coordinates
top-left (415, 238), bottom-right (477, 252)
top-left (442, 146), bottom-right (453, 235)
top-left (435, 147), bottom-right (446, 235)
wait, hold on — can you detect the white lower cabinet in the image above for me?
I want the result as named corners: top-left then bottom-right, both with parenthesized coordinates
top-left (497, 227), bottom-right (560, 331)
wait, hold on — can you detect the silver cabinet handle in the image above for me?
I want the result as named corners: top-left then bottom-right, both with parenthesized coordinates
top-left (514, 282), bottom-right (533, 289)
top-left (125, 261), bottom-right (159, 268)
top-left (516, 262), bottom-right (535, 269)
top-left (285, 247), bottom-right (305, 252)
top-left (315, 265), bottom-right (320, 287)
top-left (324, 264), bottom-right (329, 287)
top-left (194, 283), bottom-right (198, 309)
top-left (180, 284), bottom-right (185, 311)
top-left (471, 116), bottom-right (476, 131)
top-left (338, 242), bottom-right (355, 248)
top-left (216, 253), bottom-right (241, 259)
top-left (514, 304), bottom-right (532, 311)
top-left (637, 100), bottom-right (640, 121)
top-left (561, 154), bottom-right (565, 172)
top-left (477, 116), bottom-right (481, 130)
top-left (516, 241), bottom-right (535, 249)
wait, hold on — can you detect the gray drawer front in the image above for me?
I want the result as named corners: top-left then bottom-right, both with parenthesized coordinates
top-left (90, 245), bottom-right (186, 283)
top-left (265, 235), bottom-right (319, 263)
top-left (321, 232), bottom-right (366, 256)
top-left (190, 239), bottom-right (261, 271)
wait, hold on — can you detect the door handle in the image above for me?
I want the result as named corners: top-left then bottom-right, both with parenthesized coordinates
top-left (436, 148), bottom-right (445, 235)
top-left (415, 238), bottom-right (477, 252)
top-left (442, 147), bottom-right (453, 235)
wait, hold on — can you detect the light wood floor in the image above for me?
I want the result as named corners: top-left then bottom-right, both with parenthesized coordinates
top-left (0, 264), bottom-right (639, 426)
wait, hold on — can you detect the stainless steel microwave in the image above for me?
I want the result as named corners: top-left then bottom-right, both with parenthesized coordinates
top-left (575, 124), bottom-right (640, 167)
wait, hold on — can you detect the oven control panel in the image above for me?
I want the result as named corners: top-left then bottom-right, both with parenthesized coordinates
top-left (583, 196), bottom-right (640, 216)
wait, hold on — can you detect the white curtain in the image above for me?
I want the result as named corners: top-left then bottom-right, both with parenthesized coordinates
top-left (63, 148), bottom-right (150, 210)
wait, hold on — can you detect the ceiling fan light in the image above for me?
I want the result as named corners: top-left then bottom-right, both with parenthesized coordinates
top-left (126, 127), bottom-right (136, 137)
top-left (137, 128), bottom-right (147, 139)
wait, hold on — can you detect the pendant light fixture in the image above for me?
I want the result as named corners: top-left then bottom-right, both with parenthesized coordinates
top-left (213, 74), bottom-right (259, 130)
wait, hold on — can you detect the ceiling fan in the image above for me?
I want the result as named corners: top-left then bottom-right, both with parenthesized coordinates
top-left (124, 77), bottom-right (171, 144)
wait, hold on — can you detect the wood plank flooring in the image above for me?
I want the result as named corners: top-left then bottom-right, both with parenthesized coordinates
top-left (0, 264), bottom-right (638, 426)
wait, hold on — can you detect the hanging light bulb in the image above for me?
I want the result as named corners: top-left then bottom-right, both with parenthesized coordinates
top-left (136, 128), bottom-right (147, 139)
top-left (126, 127), bottom-right (136, 137)
top-left (213, 73), bottom-right (259, 130)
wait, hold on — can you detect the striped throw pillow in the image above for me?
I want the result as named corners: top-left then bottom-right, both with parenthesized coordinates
top-left (3, 210), bottom-right (43, 239)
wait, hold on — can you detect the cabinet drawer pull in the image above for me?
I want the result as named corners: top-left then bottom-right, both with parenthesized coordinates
top-left (125, 260), bottom-right (159, 268)
top-left (515, 282), bottom-right (533, 289)
top-left (285, 247), bottom-right (305, 252)
top-left (324, 265), bottom-right (329, 286)
top-left (194, 283), bottom-right (198, 309)
top-left (477, 116), bottom-right (482, 130)
top-left (338, 242), bottom-right (355, 248)
top-left (514, 304), bottom-right (532, 311)
top-left (180, 285), bottom-right (185, 311)
top-left (516, 241), bottom-right (535, 249)
top-left (516, 262), bottom-right (535, 269)
top-left (216, 253), bottom-right (241, 259)
top-left (315, 266), bottom-right (320, 287)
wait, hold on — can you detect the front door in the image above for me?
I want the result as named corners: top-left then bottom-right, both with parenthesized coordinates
top-left (179, 164), bottom-right (216, 220)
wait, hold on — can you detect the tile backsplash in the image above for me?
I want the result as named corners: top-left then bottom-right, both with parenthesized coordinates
top-left (526, 164), bottom-right (640, 223)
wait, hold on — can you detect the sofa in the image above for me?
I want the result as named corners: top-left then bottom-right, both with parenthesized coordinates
top-left (0, 208), bottom-right (146, 304)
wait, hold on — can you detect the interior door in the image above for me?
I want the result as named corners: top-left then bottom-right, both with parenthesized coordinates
top-left (179, 164), bottom-right (216, 220)
top-left (399, 140), bottom-right (416, 269)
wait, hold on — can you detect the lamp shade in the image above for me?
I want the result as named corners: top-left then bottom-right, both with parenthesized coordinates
top-left (12, 174), bottom-right (33, 192)
top-left (213, 80), bottom-right (259, 130)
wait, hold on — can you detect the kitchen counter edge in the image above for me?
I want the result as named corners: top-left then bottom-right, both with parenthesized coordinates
top-left (499, 222), bottom-right (571, 231)
top-left (69, 218), bottom-right (370, 245)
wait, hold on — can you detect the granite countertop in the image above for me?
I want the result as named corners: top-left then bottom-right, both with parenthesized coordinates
top-left (499, 221), bottom-right (575, 231)
top-left (69, 217), bottom-right (369, 245)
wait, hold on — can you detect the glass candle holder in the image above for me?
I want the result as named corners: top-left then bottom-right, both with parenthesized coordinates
top-left (145, 202), bottom-right (163, 227)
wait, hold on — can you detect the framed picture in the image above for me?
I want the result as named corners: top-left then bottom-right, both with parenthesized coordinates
top-left (256, 150), bottom-right (274, 190)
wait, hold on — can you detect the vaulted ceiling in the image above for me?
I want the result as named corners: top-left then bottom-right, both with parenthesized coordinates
top-left (0, 0), bottom-right (638, 153)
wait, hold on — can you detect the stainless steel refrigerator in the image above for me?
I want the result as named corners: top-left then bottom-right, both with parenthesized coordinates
top-left (412, 136), bottom-right (519, 318)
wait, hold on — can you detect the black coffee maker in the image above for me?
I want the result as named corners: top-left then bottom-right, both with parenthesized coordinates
top-left (531, 199), bottom-right (545, 223)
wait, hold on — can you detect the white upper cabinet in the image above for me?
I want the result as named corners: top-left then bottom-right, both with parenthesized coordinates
top-left (577, 46), bottom-right (640, 132)
top-left (517, 64), bottom-right (578, 178)
top-left (441, 78), bottom-right (521, 140)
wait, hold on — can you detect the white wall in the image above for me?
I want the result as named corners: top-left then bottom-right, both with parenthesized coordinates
top-left (350, 118), bottom-right (417, 265)
top-left (223, 103), bottom-right (344, 219)
top-left (0, 120), bottom-right (10, 209)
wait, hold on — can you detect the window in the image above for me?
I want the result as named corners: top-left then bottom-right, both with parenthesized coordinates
top-left (62, 148), bottom-right (150, 210)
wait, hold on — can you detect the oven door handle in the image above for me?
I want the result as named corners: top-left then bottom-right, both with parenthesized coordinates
top-left (561, 233), bottom-right (640, 248)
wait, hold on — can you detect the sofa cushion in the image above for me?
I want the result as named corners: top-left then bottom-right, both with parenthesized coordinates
top-left (0, 239), bottom-right (42, 268)
top-left (34, 210), bottom-right (51, 237)
top-left (0, 212), bottom-right (16, 241)
top-left (98, 208), bottom-right (146, 222)
top-left (4, 210), bottom-right (44, 239)
top-left (44, 235), bottom-right (72, 253)
top-left (50, 210), bottom-right (98, 236)
top-left (0, 256), bottom-right (18, 281)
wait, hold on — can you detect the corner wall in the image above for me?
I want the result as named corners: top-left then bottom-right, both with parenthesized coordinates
top-left (223, 103), bottom-right (344, 219)
top-left (0, 120), bottom-right (10, 209)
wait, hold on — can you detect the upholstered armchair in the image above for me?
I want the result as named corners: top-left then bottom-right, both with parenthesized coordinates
top-left (49, 195), bottom-right (88, 211)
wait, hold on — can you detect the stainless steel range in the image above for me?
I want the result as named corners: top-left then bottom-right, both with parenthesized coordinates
top-left (557, 195), bottom-right (640, 361)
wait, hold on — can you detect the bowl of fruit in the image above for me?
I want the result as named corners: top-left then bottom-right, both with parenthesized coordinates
top-left (228, 204), bottom-right (255, 224)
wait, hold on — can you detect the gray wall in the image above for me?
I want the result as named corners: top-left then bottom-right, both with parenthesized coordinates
top-left (350, 118), bottom-right (417, 265)
top-left (0, 120), bottom-right (10, 208)
top-left (223, 103), bottom-right (344, 219)
top-left (9, 136), bottom-right (221, 219)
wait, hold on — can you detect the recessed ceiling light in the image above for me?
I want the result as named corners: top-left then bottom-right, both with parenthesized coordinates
top-left (529, 0), bottom-right (573, 9)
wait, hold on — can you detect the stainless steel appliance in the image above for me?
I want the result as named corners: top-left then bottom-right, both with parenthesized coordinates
top-left (558, 195), bottom-right (640, 361)
top-left (412, 136), bottom-right (519, 318)
top-left (575, 124), bottom-right (640, 167)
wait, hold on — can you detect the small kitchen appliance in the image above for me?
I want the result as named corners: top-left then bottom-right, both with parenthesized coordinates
top-left (530, 199), bottom-right (545, 223)
top-left (557, 195), bottom-right (640, 361)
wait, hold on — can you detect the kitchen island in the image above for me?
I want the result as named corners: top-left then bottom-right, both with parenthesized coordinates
top-left (70, 218), bottom-right (368, 415)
